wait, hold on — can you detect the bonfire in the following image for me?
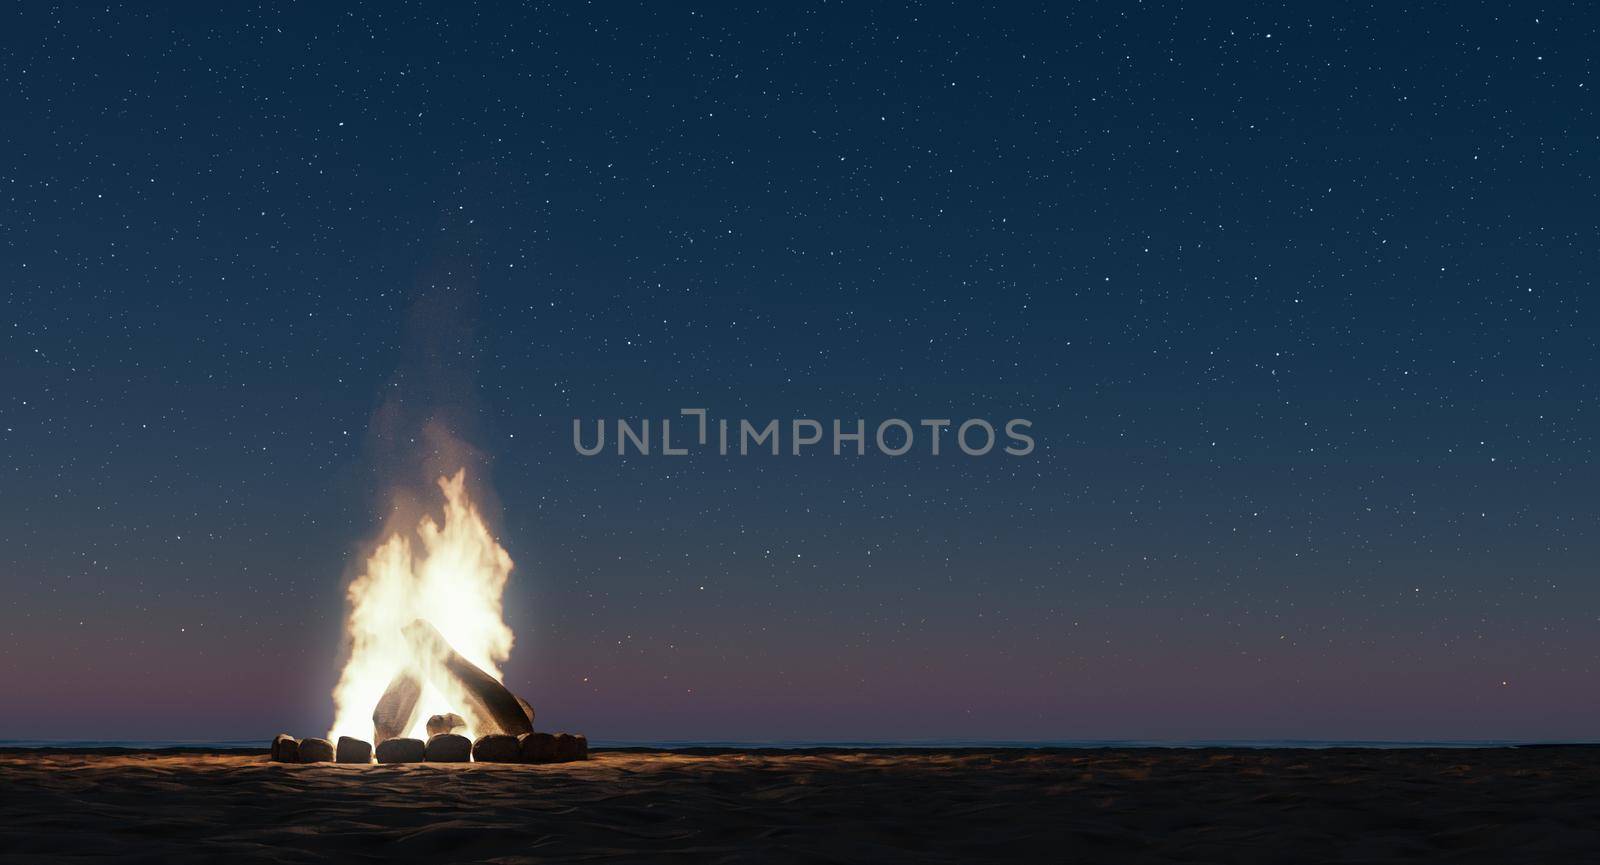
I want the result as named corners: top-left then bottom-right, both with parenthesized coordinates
top-left (269, 470), bottom-right (585, 765)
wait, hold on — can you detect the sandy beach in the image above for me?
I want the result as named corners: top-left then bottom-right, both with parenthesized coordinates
top-left (2, 747), bottom-right (1596, 863)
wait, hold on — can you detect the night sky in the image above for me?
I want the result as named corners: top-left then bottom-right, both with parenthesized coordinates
top-left (3, 3), bottom-right (1597, 744)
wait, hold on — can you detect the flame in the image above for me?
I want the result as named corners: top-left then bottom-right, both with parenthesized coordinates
top-left (328, 469), bottom-right (515, 742)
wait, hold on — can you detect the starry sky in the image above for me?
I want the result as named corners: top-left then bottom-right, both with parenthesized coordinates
top-left (3, 3), bottom-right (1597, 744)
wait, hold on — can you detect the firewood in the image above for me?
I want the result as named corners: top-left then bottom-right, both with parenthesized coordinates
top-left (426, 712), bottom-right (466, 736)
top-left (372, 667), bottom-right (423, 744)
top-left (403, 619), bottom-right (533, 737)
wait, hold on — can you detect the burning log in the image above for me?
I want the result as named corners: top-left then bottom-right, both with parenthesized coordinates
top-left (426, 713), bottom-right (466, 737)
top-left (375, 737), bottom-right (426, 764)
top-left (425, 733), bottom-right (471, 762)
top-left (270, 734), bottom-right (299, 763)
top-left (336, 736), bottom-right (373, 764)
top-left (473, 734), bottom-right (520, 763)
top-left (298, 737), bottom-right (335, 763)
top-left (403, 619), bottom-right (534, 737)
top-left (372, 668), bottom-right (424, 744)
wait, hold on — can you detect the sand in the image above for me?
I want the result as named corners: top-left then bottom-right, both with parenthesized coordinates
top-left (2, 747), bottom-right (1597, 863)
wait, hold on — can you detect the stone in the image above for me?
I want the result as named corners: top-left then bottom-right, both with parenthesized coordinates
top-left (336, 736), bottom-right (373, 764)
top-left (518, 732), bottom-right (556, 764)
top-left (298, 737), bottom-right (335, 763)
top-left (473, 733), bottom-right (520, 763)
top-left (572, 734), bottom-right (589, 761)
top-left (553, 732), bottom-right (581, 762)
top-left (404, 619), bottom-right (534, 737)
top-left (425, 732), bottom-right (471, 762)
top-left (373, 667), bottom-right (424, 744)
top-left (426, 713), bottom-right (466, 737)
top-left (270, 734), bottom-right (299, 763)
top-left (375, 737), bottom-right (426, 764)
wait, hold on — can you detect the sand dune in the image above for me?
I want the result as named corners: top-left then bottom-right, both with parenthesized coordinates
top-left (2, 747), bottom-right (1597, 863)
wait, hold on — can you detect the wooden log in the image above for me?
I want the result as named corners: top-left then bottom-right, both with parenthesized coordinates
top-left (403, 619), bottom-right (533, 737)
top-left (426, 712), bottom-right (466, 737)
top-left (372, 667), bottom-right (424, 744)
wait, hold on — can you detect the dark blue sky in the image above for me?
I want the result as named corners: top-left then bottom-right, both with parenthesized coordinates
top-left (2, 2), bottom-right (1597, 742)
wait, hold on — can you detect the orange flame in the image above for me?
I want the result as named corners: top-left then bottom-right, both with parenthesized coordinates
top-left (328, 469), bottom-right (515, 742)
